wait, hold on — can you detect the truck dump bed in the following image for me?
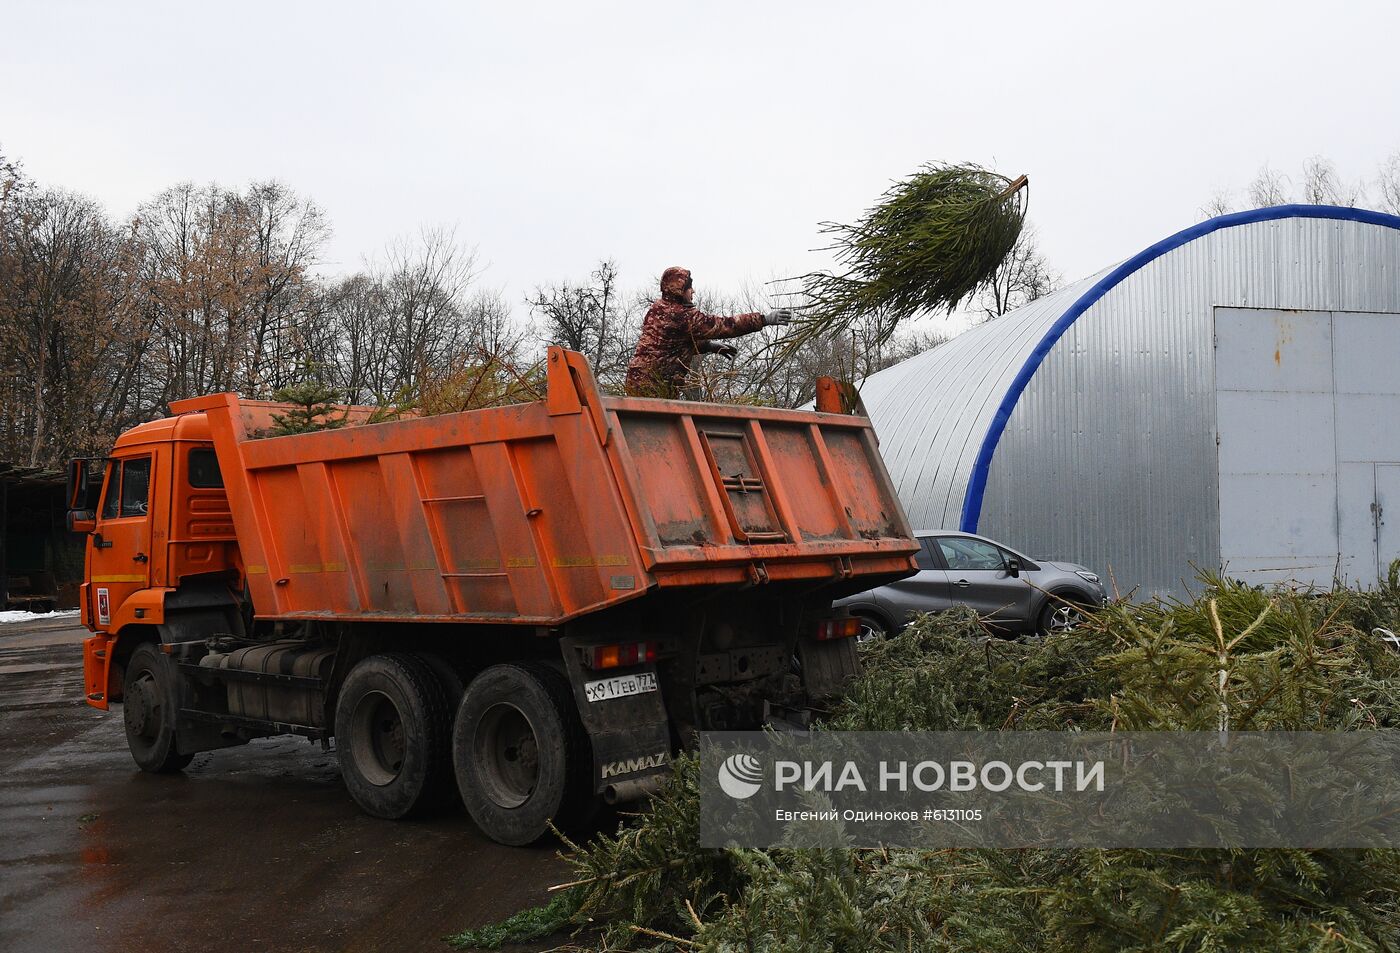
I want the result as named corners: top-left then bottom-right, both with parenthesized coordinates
top-left (171, 348), bottom-right (917, 625)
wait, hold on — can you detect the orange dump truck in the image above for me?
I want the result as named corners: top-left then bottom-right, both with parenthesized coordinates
top-left (66, 348), bottom-right (917, 844)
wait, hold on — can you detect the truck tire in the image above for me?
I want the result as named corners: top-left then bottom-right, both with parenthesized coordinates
top-left (453, 663), bottom-right (592, 846)
top-left (123, 642), bottom-right (194, 773)
top-left (414, 651), bottom-right (466, 810)
top-left (334, 653), bottom-right (453, 820)
top-left (416, 651), bottom-right (465, 706)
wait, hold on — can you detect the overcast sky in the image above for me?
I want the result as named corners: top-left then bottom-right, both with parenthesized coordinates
top-left (5, 0), bottom-right (1398, 331)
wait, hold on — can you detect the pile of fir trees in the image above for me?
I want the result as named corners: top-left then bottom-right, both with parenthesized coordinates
top-left (451, 571), bottom-right (1400, 953)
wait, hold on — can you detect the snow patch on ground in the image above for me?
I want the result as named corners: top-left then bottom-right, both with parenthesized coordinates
top-left (0, 609), bottom-right (81, 624)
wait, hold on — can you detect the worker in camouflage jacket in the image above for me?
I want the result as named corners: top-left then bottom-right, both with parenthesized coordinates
top-left (624, 266), bottom-right (793, 399)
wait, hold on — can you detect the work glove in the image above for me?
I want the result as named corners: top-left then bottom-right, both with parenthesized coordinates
top-left (705, 343), bottom-right (738, 359)
top-left (764, 308), bottom-right (795, 327)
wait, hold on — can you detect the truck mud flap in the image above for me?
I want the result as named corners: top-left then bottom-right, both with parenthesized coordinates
top-left (796, 636), bottom-right (860, 701)
top-left (558, 637), bottom-right (672, 800)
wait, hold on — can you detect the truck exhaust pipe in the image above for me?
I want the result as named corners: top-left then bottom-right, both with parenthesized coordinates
top-left (603, 774), bottom-right (666, 805)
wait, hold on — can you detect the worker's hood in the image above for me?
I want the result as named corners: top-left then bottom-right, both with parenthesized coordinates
top-left (660, 266), bottom-right (691, 300)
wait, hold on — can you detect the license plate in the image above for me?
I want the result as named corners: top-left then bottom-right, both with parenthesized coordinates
top-left (584, 672), bottom-right (657, 703)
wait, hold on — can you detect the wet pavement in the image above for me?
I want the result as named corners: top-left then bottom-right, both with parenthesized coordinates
top-left (0, 616), bottom-right (569, 952)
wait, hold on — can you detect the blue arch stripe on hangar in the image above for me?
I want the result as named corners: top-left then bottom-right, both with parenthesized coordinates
top-left (958, 204), bottom-right (1400, 533)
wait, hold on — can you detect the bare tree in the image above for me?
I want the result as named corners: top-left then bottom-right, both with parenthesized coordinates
top-left (1247, 165), bottom-right (1291, 208)
top-left (1200, 189), bottom-right (1235, 219)
top-left (0, 148), bottom-right (26, 212)
top-left (375, 228), bottom-right (480, 399)
top-left (316, 272), bottom-right (389, 404)
top-left (0, 149), bottom-right (540, 458)
top-left (1211, 153), bottom-right (1400, 214)
top-left (976, 225), bottom-right (1060, 322)
top-left (128, 180), bottom-right (328, 409)
top-left (527, 260), bottom-right (638, 391)
top-left (464, 287), bottom-right (528, 362)
top-left (1300, 156), bottom-right (1360, 206)
top-left (405, 285), bottom-right (536, 415)
top-left (318, 230), bottom-right (525, 408)
top-left (1377, 150), bottom-right (1400, 216)
top-left (0, 185), bottom-right (148, 465)
top-left (241, 181), bottom-right (329, 394)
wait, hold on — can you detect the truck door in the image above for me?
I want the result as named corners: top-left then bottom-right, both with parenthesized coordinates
top-left (89, 455), bottom-right (154, 630)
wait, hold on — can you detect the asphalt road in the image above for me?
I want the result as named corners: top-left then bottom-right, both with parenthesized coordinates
top-left (0, 616), bottom-right (569, 953)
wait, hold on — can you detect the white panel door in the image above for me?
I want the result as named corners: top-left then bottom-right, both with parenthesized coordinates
top-left (1375, 464), bottom-right (1400, 582)
top-left (1214, 308), bottom-right (1337, 587)
top-left (1216, 308), bottom-right (1400, 589)
top-left (1335, 313), bottom-right (1400, 586)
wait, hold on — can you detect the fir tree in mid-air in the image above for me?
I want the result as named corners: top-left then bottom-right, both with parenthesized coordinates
top-left (782, 162), bottom-right (1030, 356)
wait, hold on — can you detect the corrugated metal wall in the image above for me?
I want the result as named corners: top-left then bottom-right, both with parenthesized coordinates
top-left (860, 211), bottom-right (1400, 597)
top-left (860, 273), bottom-right (1108, 529)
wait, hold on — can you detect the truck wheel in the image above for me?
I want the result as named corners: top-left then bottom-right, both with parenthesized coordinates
top-left (416, 652), bottom-right (465, 706)
top-left (414, 651), bottom-right (466, 810)
top-left (334, 653), bottom-right (453, 820)
top-left (453, 664), bottom-right (592, 846)
top-left (123, 642), bottom-right (194, 773)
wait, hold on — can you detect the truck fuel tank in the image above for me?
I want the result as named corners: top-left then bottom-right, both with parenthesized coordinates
top-left (199, 642), bottom-right (336, 727)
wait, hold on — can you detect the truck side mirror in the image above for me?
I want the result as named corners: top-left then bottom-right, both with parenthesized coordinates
top-left (66, 457), bottom-right (106, 533)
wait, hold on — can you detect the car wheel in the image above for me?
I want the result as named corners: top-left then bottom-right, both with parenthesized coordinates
top-left (1037, 597), bottom-right (1087, 637)
top-left (854, 613), bottom-right (889, 644)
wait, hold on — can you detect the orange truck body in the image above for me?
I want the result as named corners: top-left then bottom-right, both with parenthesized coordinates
top-left (187, 348), bottom-right (914, 623)
top-left (73, 347), bottom-right (918, 838)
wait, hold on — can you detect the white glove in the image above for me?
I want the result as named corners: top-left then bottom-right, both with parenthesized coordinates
top-left (764, 309), bottom-right (794, 327)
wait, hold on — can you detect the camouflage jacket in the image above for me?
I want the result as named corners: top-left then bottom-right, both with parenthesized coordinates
top-left (624, 297), bottom-right (764, 398)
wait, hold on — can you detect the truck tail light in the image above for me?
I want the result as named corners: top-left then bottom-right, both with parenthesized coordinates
top-left (582, 640), bottom-right (658, 670)
top-left (814, 617), bottom-right (861, 641)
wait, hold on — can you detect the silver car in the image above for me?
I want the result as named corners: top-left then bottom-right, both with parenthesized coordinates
top-left (836, 530), bottom-right (1106, 639)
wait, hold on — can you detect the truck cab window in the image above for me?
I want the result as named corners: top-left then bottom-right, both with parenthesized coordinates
top-left (188, 448), bottom-right (224, 488)
top-left (101, 462), bottom-right (121, 519)
top-left (112, 457), bottom-right (152, 517)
